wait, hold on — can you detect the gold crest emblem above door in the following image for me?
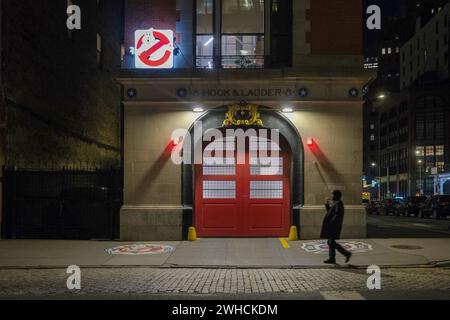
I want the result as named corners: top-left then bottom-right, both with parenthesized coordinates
top-left (223, 103), bottom-right (264, 127)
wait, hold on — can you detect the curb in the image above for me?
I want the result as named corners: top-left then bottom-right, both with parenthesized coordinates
top-left (0, 262), bottom-right (443, 270)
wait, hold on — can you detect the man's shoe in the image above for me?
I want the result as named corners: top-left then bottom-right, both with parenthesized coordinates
top-left (323, 259), bottom-right (336, 264)
top-left (345, 252), bottom-right (352, 263)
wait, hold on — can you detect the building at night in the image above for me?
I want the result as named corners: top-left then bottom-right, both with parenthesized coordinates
top-left (119, 0), bottom-right (371, 240)
top-left (0, 0), bottom-right (124, 239)
top-left (363, 0), bottom-right (450, 199)
top-left (373, 2), bottom-right (450, 199)
top-left (0, 0), bottom-right (124, 167)
top-left (362, 0), bottom-right (412, 200)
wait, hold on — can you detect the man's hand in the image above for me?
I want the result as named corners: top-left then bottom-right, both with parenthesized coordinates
top-left (325, 197), bottom-right (331, 210)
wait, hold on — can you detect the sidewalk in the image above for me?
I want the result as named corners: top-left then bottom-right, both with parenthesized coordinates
top-left (0, 238), bottom-right (449, 269)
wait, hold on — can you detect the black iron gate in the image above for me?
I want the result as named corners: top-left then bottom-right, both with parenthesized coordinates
top-left (1, 166), bottom-right (122, 240)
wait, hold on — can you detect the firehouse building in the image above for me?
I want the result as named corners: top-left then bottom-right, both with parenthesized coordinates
top-left (119, 0), bottom-right (370, 240)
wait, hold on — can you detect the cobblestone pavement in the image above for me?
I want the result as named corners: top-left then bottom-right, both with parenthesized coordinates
top-left (0, 267), bottom-right (450, 298)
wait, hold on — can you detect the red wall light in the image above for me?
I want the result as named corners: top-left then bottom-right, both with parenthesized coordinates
top-left (307, 138), bottom-right (314, 147)
top-left (172, 137), bottom-right (183, 147)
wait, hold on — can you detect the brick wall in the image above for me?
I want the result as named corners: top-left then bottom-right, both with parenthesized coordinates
top-left (309, 0), bottom-right (363, 55)
top-left (124, 0), bottom-right (180, 52)
top-left (2, 0), bottom-right (124, 167)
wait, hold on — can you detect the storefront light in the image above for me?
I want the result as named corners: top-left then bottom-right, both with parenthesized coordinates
top-left (193, 107), bottom-right (204, 113)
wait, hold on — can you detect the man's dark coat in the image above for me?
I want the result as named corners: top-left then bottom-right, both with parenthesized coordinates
top-left (320, 200), bottom-right (345, 240)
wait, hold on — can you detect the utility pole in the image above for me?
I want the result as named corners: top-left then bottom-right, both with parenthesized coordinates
top-left (418, 160), bottom-right (423, 195)
top-left (386, 166), bottom-right (390, 198)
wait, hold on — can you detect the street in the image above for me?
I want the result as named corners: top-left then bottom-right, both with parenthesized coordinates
top-left (368, 214), bottom-right (450, 238)
top-left (1, 214), bottom-right (450, 300)
top-left (0, 267), bottom-right (449, 300)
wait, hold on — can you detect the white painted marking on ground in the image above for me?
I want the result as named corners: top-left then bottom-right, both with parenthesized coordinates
top-left (320, 291), bottom-right (366, 300)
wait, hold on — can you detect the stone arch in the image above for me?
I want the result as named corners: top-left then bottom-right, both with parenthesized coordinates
top-left (181, 104), bottom-right (304, 238)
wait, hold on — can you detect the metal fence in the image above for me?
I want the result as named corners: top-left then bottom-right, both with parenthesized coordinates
top-left (1, 165), bottom-right (122, 240)
top-left (196, 55), bottom-right (265, 69)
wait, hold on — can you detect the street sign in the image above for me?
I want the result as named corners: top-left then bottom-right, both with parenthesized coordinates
top-left (135, 29), bottom-right (174, 69)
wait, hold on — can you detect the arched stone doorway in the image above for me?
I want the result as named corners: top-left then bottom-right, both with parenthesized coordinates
top-left (182, 104), bottom-right (304, 238)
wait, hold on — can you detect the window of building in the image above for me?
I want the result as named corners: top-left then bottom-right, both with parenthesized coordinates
top-left (370, 124), bottom-right (375, 130)
top-left (370, 134), bottom-right (375, 141)
top-left (436, 145), bottom-right (445, 172)
top-left (96, 33), bottom-right (103, 69)
top-left (416, 146), bottom-right (425, 157)
top-left (396, 47), bottom-right (400, 53)
top-left (270, 0), bottom-right (293, 67)
top-left (435, 113), bottom-right (444, 139)
top-left (196, 0), bottom-right (291, 69)
top-left (416, 114), bottom-right (425, 140)
top-left (399, 101), bottom-right (408, 114)
top-left (196, 0), bottom-right (214, 68)
top-left (388, 47), bottom-right (392, 54)
top-left (426, 146), bottom-right (435, 169)
top-left (425, 113), bottom-right (434, 139)
top-left (399, 148), bottom-right (408, 174)
top-left (221, 0), bottom-right (264, 68)
top-left (382, 48), bottom-right (386, 55)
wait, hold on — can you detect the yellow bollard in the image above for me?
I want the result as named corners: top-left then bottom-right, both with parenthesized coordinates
top-left (188, 227), bottom-right (197, 241)
top-left (288, 226), bottom-right (298, 241)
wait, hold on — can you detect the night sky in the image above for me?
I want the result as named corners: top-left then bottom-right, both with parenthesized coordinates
top-left (364, 0), bottom-right (408, 54)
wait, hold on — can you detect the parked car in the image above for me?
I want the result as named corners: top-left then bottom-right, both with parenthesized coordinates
top-left (393, 198), bottom-right (408, 216)
top-left (420, 195), bottom-right (450, 219)
top-left (399, 196), bottom-right (428, 217)
top-left (366, 200), bottom-right (382, 215)
top-left (380, 198), bottom-right (398, 216)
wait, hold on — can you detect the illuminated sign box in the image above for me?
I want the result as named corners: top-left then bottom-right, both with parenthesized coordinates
top-left (135, 29), bottom-right (174, 69)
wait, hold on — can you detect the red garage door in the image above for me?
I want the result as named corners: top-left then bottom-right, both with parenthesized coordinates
top-left (195, 133), bottom-right (291, 237)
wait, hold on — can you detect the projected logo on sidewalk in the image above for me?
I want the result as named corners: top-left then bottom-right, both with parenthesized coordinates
top-left (135, 28), bottom-right (174, 69)
top-left (106, 244), bottom-right (176, 255)
top-left (302, 241), bottom-right (373, 254)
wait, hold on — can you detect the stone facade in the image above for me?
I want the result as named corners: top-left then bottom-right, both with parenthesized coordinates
top-left (119, 69), bottom-right (369, 240)
top-left (119, 0), bottom-right (370, 240)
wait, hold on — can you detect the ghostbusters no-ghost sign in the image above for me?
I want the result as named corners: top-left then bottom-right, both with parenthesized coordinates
top-left (135, 28), bottom-right (174, 69)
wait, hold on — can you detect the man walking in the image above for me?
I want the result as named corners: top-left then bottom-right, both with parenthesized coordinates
top-left (321, 190), bottom-right (352, 264)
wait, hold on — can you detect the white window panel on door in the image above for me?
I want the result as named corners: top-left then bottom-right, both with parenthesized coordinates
top-left (249, 137), bottom-right (281, 152)
top-left (203, 181), bottom-right (236, 199)
top-left (250, 157), bottom-right (283, 176)
top-left (250, 181), bottom-right (283, 199)
top-left (203, 157), bottom-right (236, 175)
top-left (204, 137), bottom-right (236, 152)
